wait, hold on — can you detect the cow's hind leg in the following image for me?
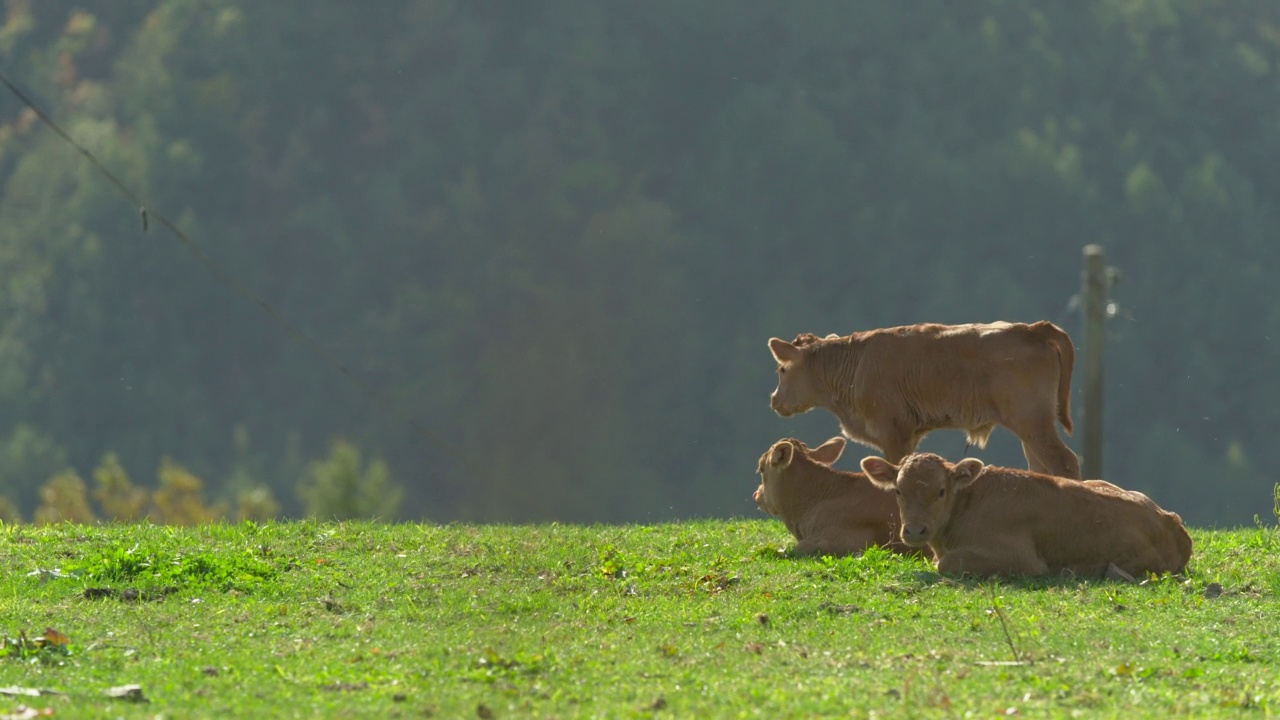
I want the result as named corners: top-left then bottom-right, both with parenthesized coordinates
top-left (1113, 541), bottom-right (1184, 579)
top-left (1027, 434), bottom-right (1080, 480)
top-left (1020, 443), bottom-right (1050, 476)
top-left (1011, 418), bottom-right (1081, 479)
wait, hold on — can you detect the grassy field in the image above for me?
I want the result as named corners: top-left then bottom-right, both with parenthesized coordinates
top-left (0, 519), bottom-right (1276, 718)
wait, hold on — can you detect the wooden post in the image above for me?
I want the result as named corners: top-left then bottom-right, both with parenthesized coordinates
top-left (1081, 245), bottom-right (1107, 479)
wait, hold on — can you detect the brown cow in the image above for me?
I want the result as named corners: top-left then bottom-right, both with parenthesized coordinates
top-left (858, 452), bottom-right (1192, 578)
top-left (753, 436), bottom-right (917, 557)
top-left (769, 321), bottom-right (1081, 479)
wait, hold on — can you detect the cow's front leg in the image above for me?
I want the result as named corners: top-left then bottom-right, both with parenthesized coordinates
top-left (938, 541), bottom-right (1048, 578)
top-left (795, 531), bottom-right (875, 558)
top-left (876, 431), bottom-right (920, 466)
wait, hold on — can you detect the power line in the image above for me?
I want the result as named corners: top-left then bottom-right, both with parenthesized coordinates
top-left (0, 67), bottom-right (481, 485)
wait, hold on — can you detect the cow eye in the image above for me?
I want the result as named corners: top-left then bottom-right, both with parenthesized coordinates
top-left (777, 366), bottom-right (787, 375)
top-left (894, 489), bottom-right (901, 496)
top-left (937, 488), bottom-right (945, 498)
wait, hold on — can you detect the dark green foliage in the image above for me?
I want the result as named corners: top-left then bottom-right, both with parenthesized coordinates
top-left (0, 2), bottom-right (1275, 524)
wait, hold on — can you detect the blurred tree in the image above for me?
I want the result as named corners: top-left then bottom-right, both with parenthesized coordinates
top-left (0, 426), bottom-right (70, 513)
top-left (93, 452), bottom-right (149, 522)
top-left (0, 496), bottom-right (23, 524)
top-left (222, 424), bottom-right (284, 520)
top-left (151, 458), bottom-right (226, 525)
top-left (33, 470), bottom-right (96, 524)
top-left (297, 438), bottom-right (402, 520)
top-left (235, 485), bottom-right (281, 522)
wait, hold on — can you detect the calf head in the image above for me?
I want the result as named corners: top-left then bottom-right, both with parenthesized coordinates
top-left (861, 453), bottom-right (985, 546)
top-left (754, 436), bottom-right (846, 515)
top-left (768, 334), bottom-right (833, 417)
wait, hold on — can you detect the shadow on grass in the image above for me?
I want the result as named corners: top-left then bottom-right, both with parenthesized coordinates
top-left (907, 568), bottom-right (1194, 592)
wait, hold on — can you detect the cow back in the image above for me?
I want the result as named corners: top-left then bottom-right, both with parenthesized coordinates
top-left (847, 323), bottom-right (1065, 433)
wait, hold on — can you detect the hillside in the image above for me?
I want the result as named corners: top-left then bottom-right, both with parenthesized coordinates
top-left (0, 520), bottom-right (1275, 717)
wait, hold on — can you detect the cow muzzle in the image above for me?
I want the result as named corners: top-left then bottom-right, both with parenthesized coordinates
top-left (752, 485), bottom-right (769, 512)
top-left (900, 523), bottom-right (931, 546)
top-left (769, 395), bottom-right (794, 417)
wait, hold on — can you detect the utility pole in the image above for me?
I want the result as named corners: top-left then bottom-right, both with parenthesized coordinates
top-left (1081, 245), bottom-right (1107, 480)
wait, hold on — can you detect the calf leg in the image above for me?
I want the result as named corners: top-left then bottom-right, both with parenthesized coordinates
top-left (793, 538), bottom-right (832, 556)
top-left (795, 530), bottom-right (877, 557)
top-left (1114, 542), bottom-right (1185, 578)
top-left (1020, 443), bottom-right (1050, 475)
top-left (1026, 435), bottom-right (1080, 480)
top-left (937, 541), bottom-right (1048, 578)
top-left (875, 430), bottom-right (921, 466)
top-left (1010, 418), bottom-right (1081, 479)
top-left (1019, 440), bottom-right (1076, 478)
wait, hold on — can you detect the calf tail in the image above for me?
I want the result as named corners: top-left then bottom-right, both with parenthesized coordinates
top-left (1035, 321), bottom-right (1075, 435)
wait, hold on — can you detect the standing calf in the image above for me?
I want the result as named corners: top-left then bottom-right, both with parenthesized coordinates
top-left (769, 321), bottom-right (1081, 479)
top-left (754, 436), bottom-right (916, 557)
top-left (859, 452), bottom-right (1192, 578)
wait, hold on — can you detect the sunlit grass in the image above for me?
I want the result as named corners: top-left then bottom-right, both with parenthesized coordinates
top-left (0, 520), bottom-right (1275, 718)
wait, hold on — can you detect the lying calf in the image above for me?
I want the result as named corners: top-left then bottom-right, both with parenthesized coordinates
top-left (754, 436), bottom-right (915, 557)
top-left (859, 452), bottom-right (1192, 578)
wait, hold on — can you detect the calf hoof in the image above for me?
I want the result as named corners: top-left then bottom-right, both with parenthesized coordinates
top-left (1104, 563), bottom-right (1137, 583)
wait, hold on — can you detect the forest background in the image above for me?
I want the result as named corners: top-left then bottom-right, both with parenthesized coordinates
top-left (0, 0), bottom-right (1275, 527)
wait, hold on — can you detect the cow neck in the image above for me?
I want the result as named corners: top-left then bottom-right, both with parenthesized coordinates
top-left (777, 458), bottom-right (856, 518)
top-left (812, 337), bottom-right (860, 412)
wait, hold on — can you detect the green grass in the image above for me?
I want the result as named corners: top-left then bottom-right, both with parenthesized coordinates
top-left (0, 520), bottom-right (1277, 718)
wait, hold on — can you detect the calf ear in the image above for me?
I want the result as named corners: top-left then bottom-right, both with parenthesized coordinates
top-left (769, 337), bottom-right (801, 363)
top-left (952, 458), bottom-right (985, 488)
top-left (808, 437), bottom-right (846, 465)
top-left (768, 443), bottom-right (794, 468)
top-left (860, 456), bottom-right (899, 490)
